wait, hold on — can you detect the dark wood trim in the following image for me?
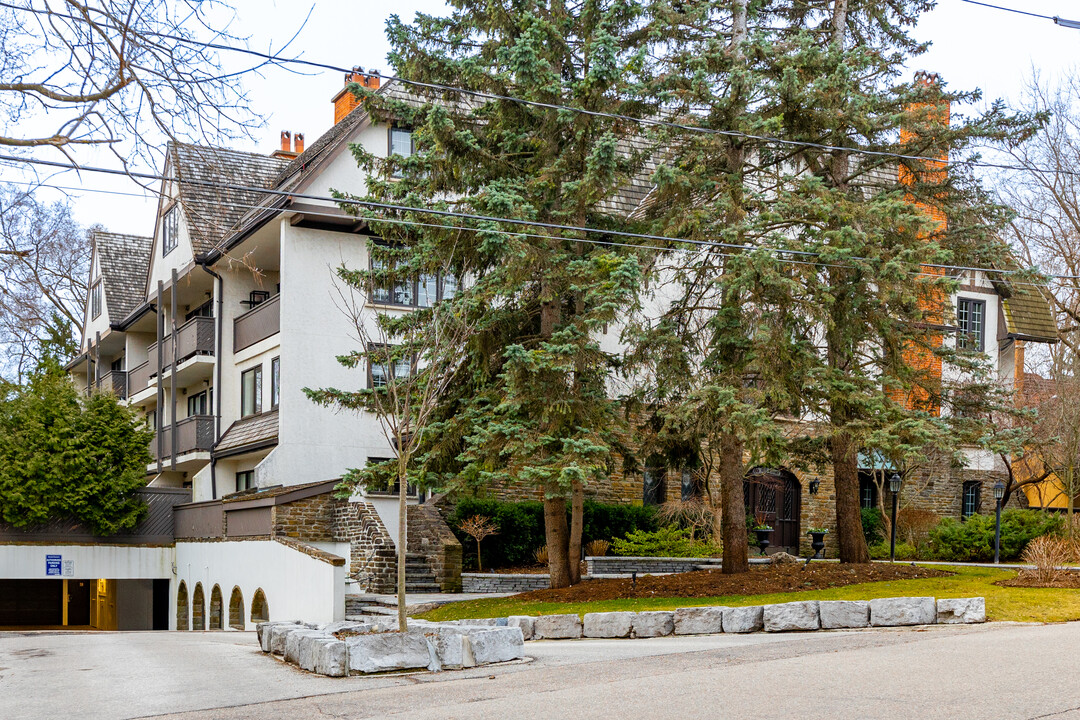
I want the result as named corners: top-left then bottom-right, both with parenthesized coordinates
top-left (170, 269), bottom-right (178, 473)
top-left (155, 280), bottom-right (164, 474)
top-left (212, 438), bottom-right (278, 461)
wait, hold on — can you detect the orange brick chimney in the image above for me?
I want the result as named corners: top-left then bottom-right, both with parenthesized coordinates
top-left (893, 71), bottom-right (951, 415)
top-left (332, 67), bottom-right (381, 124)
top-left (271, 130), bottom-right (305, 159)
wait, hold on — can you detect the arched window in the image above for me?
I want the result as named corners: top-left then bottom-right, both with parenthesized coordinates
top-left (643, 455), bottom-right (667, 506)
top-left (176, 581), bottom-right (189, 631)
top-left (228, 587), bottom-right (245, 631)
top-left (250, 588), bottom-right (269, 624)
top-left (192, 583), bottom-right (206, 631)
top-left (209, 585), bottom-right (223, 630)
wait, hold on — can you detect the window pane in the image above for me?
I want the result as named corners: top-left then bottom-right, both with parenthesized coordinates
top-left (393, 359), bottom-right (411, 380)
top-left (390, 128), bottom-right (413, 158)
top-left (441, 275), bottom-right (458, 300)
top-left (91, 283), bottom-right (102, 319)
top-left (241, 366), bottom-right (262, 416)
top-left (392, 279), bottom-right (413, 305)
top-left (370, 361), bottom-right (388, 388)
top-left (418, 275), bottom-right (438, 307)
top-left (271, 357), bottom-right (280, 409)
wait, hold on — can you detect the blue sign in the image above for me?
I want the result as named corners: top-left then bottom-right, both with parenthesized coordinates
top-left (45, 554), bottom-right (61, 576)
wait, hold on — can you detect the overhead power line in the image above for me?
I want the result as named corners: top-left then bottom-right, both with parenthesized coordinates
top-left (1, 152), bottom-right (1073, 283)
top-left (0, 0), bottom-right (1068, 177)
top-left (958, 0), bottom-right (1080, 29)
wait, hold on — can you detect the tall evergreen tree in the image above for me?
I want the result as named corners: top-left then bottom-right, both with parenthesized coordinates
top-left (765, 0), bottom-right (1033, 562)
top-left (340, 0), bottom-right (662, 587)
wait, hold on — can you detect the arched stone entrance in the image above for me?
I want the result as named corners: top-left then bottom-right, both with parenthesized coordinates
top-left (250, 588), bottom-right (269, 624)
top-left (192, 583), bottom-right (206, 630)
top-left (228, 587), bottom-right (245, 631)
top-left (745, 468), bottom-right (802, 551)
top-left (209, 585), bottom-right (223, 630)
top-left (176, 581), bottom-right (189, 631)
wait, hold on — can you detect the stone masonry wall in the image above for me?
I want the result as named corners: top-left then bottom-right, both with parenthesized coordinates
top-left (272, 494), bottom-right (336, 542)
top-left (406, 503), bottom-right (463, 592)
top-left (332, 501), bottom-right (397, 594)
top-left (461, 573), bottom-right (553, 593)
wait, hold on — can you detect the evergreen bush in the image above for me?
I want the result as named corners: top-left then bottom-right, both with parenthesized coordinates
top-left (928, 510), bottom-right (1064, 562)
top-left (610, 526), bottom-right (721, 558)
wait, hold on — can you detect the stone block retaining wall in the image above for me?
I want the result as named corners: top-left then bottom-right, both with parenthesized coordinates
top-left (586, 556), bottom-right (725, 576)
top-left (462, 573), bottom-right (557, 593)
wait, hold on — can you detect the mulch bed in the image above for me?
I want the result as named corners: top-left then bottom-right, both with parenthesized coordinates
top-left (997, 571), bottom-right (1080, 589)
top-left (509, 562), bottom-right (950, 603)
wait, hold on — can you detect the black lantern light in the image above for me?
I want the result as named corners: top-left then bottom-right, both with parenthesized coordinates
top-left (889, 472), bottom-right (902, 562)
top-left (809, 479), bottom-right (820, 495)
top-left (993, 480), bottom-right (1006, 564)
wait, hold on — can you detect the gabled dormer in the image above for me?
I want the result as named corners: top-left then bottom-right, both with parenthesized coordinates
top-left (82, 230), bottom-right (153, 350)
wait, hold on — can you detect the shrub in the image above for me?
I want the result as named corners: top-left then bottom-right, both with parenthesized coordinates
top-left (446, 498), bottom-right (659, 569)
top-left (533, 545), bottom-right (548, 566)
top-left (896, 507), bottom-right (940, 547)
top-left (1020, 535), bottom-right (1071, 585)
top-left (928, 509), bottom-right (1064, 562)
top-left (862, 507), bottom-right (885, 545)
top-left (610, 526), bottom-right (721, 558)
top-left (868, 541), bottom-right (918, 561)
top-left (585, 539), bottom-right (610, 557)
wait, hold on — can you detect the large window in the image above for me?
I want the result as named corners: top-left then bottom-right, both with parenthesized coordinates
top-left (241, 365), bottom-right (262, 417)
top-left (369, 251), bottom-right (458, 308)
top-left (643, 457), bottom-right (667, 506)
top-left (961, 481), bottom-right (981, 519)
top-left (236, 470), bottom-right (254, 492)
top-left (187, 390), bottom-right (209, 417)
top-left (368, 349), bottom-right (411, 389)
top-left (389, 127), bottom-right (414, 175)
top-left (859, 475), bottom-right (878, 510)
top-left (271, 357), bottom-right (280, 409)
top-left (957, 297), bottom-right (986, 352)
top-left (162, 206), bottom-right (179, 256)
top-left (90, 281), bottom-right (102, 319)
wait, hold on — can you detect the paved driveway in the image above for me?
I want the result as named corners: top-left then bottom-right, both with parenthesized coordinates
top-left (2, 622), bottom-right (1078, 719)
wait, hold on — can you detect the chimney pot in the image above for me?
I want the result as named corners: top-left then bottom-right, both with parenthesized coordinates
top-left (280, 130), bottom-right (291, 153)
top-left (294, 133), bottom-right (305, 154)
top-left (333, 65), bottom-right (381, 125)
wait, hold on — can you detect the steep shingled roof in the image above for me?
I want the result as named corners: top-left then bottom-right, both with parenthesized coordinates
top-left (215, 409), bottom-right (278, 455)
top-left (1002, 283), bottom-right (1058, 343)
top-left (93, 231), bottom-right (152, 320)
top-left (170, 143), bottom-right (291, 256)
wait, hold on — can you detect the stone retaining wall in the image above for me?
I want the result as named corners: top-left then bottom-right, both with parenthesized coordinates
top-left (585, 556), bottom-right (724, 576)
top-left (462, 573), bottom-right (554, 593)
top-left (407, 504), bottom-right (463, 593)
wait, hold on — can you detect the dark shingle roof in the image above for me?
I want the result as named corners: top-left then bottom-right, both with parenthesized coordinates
top-left (215, 409), bottom-right (278, 455)
top-left (94, 231), bottom-right (152, 319)
top-left (170, 143), bottom-right (290, 256)
top-left (1002, 284), bottom-right (1058, 343)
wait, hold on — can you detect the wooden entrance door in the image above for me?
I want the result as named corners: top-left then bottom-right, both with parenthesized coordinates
top-left (744, 470), bottom-right (802, 551)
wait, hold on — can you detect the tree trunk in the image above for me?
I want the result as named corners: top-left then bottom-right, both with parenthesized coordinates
top-left (719, 432), bottom-right (750, 574)
top-left (568, 479), bottom-right (584, 584)
top-left (544, 491), bottom-right (571, 588)
top-left (832, 428), bottom-right (869, 564)
top-left (397, 465), bottom-right (408, 631)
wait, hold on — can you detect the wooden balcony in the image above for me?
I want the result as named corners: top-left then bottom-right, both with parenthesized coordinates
top-left (153, 414), bottom-right (215, 460)
top-left (233, 294), bottom-right (280, 352)
top-left (94, 370), bottom-right (128, 399)
top-left (128, 361), bottom-right (153, 396)
top-left (148, 315), bottom-right (216, 371)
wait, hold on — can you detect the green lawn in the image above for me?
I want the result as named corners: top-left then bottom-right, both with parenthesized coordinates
top-left (419, 566), bottom-right (1080, 624)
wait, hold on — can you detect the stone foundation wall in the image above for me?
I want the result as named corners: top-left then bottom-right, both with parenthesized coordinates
top-left (585, 556), bottom-right (725, 575)
top-left (272, 494), bottom-right (336, 542)
top-left (407, 504), bottom-right (463, 592)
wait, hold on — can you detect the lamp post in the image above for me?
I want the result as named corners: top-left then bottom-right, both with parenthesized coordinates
top-left (889, 472), bottom-right (902, 562)
top-left (993, 480), bottom-right (1006, 564)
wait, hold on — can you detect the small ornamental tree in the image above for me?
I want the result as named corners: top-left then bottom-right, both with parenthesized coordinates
top-left (0, 359), bottom-right (151, 534)
top-left (458, 514), bottom-right (499, 572)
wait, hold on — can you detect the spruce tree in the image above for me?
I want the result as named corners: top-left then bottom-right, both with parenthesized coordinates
top-left (341, 0), bottom-right (662, 586)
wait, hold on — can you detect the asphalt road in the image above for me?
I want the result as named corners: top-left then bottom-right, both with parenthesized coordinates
top-left (2, 622), bottom-right (1078, 719)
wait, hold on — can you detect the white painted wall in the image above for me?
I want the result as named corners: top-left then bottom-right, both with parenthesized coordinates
top-left (174, 538), bottom-right (344, 630)
top-left (0, 543), bottom-right (173, 580)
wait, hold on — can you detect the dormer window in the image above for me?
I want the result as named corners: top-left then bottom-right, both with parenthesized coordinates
top-left (162, 206), bottom-right (179, 257)
top-left (957, 297), bottom-right (985, 352)
top-left (90, 281), bottom-right (102, 319)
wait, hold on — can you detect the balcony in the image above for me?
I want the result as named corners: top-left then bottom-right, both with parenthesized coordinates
top-left (128, 361), bottom-right (153, 398)
top-left (153, 414), bottom-right (215, 461)
top-left (234, 294), bottom-right (279, 352)
top-left (94, 370), bottom-right (128, 399)
top-left (149, 315), bottom-right (216, 370)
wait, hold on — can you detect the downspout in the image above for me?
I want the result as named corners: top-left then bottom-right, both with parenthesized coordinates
top-left (198, 260), bottom-right (224, 500)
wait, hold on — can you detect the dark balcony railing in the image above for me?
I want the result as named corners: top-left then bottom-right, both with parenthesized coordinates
top-left (94, 370), bottom-right (128, 399)
top-left (148, 315), bottom-right (216, 374)
top-left (153, 414), bottom-right (215, 460)
top-left (128, 361), bottom-right (152, 395)
top-left (233, 294), bottom-right (280, 352)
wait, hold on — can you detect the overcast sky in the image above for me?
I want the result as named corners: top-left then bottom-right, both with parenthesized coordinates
top-left (30, 0), bottom-right (1080, 236)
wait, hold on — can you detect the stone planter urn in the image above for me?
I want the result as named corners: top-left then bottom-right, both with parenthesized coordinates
top-left (807, 530), bottom-right (828, 560)
top-left (753, 527), bottom-right (773, 556)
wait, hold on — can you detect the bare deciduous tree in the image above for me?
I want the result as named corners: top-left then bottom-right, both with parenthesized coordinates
top-left (0, 183), bottom-right (88, 379)
top-left (0, 0), bottom-right (281, 166)
top-left (457, 514), bottom-right (497, 572)
top-left (306, 255), bottom-right (472, 632)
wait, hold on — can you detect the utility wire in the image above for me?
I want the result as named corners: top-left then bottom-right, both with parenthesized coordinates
top-left (0, 0), bottom-right (1068, 176)
top-left (2, 153), bottom-right (1071, 283)
top-left (958, 0), bottom-right (1080, 29)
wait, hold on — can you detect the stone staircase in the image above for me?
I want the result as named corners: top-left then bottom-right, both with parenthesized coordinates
top-left (405, 553), bottom-right (441, 593)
